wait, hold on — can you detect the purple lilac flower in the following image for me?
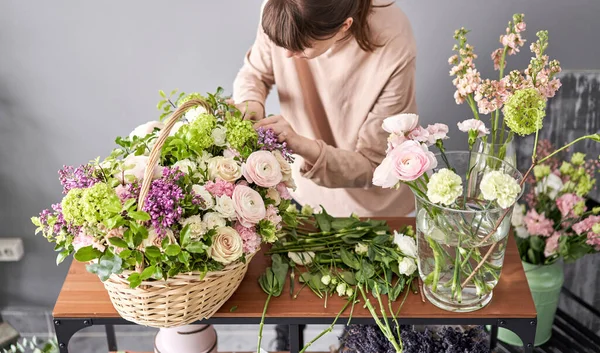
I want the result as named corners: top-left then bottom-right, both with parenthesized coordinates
top-left (58, 164), bottom-right (100, 194)
top-left (256, 127), bottom-right (294, 163)
top-left (142, 167), bottom-right (185, 236)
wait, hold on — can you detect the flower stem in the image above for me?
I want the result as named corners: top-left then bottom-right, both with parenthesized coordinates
top-left (256, 293), bottom-right (272, 353)
top-left (299, 299), bottom-right (351, 353)
top-left (538, 134), bottom-right (599, 164)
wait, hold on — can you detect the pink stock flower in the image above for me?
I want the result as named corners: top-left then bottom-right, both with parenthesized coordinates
top-left (234, 222), bottom-right (261, 254)
top-left (426, 124), bottom-right (449, 144)
top-left (73, 230), bottom-right (105, 253)
top-left (524, 209), bottom-right (555, 237)
top-left (457, 119), bottom-right (490, 137)
top-left (276, 183), bottom-right (292, 200)
top-left (243, 151), bottom-right (283, 188)
top-left (265, 204), bottom-right (283, 230)
top-left (232, 185), bottom-right (266, 227)
top-left (544, 232), bottom-right (561, 257)
top-left (475, 79), bottom-right (509, 114)
top-left (515, 22), bottom-right (526, 33)
top-left (491, 49), bottom-right (504, 70)
top-left (556, 193), bottom-right (585, 218)
top-left (205, 178), bottom-right (235, 198)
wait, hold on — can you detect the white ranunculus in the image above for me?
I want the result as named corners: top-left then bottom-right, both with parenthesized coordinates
top-left (535, 173), bottom-right (563, 200)
top-left (382, 113), bottom-right (419, 135)
top-left (210, 226), bottom-right (243, 265)
top-left (211, 126), bottom-right (227, 147)
top-left (173, 159), bottom-right (197, 175)
top-left (393, 231), bottom-right (417, 258)
top-left (214, 195), bottom-right (236, 219)
top-left (398, 257), bottom-right (418, 276)
top-left (129, 121), bottom-right (164, 139)
top-left (184, 106), bottom-right (208, 123)
top-left (355, 243), bottom-right (368, 255)
top-left (208, 156), bottom-right (242, 182)
top-left (169, 121), bottom-right (185, 137)
top-left (288, 251), bottom-right (316, 266)
top-left (511, 203), bottom-right (526, 227)
top-left (192, 184), bottom-right (215, 210)
top-left (203, 212), bottom-right (227, 230)
top-left (118, 154), bottom-right (163, 183)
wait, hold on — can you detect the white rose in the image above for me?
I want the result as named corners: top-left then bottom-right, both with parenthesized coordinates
top-left (211, 126), bottom-right (227, 147)
top-left (511, 203), bottom-right (526, 227)
top-left (179, 215), bottom-right (207, 239)
top-left (321, 274), bottom-right (331, 286)
top-left (129, 121), bottom-right (164, 139)
top-left (214, 195), bottom-right (236, 219)
top-left (118, 154), bottom-right (162, 183)
top-left (355, 243), bottom-right (368, 255)
top-left (184, 106), bottom-right (208, 123)
top-left (535, 173), bottom-right (563, 200)
top-left (266, 188), bottom-right (281, 206)
top-left (192, 185), bottom-right (215, 210)
top-left (393, 231), bottom-right (417, 258)
top-left (336, 282), bottom-right (347, 297)
top-left (288, 251), bottom-right (315, 266)
top-left (398, 257), bottom-right (417, 276)
top-left (196, 151), bottom-right (213, 171)
top-left (173, 159), bottom-right (197, 175)
top-left (515, 226), bottom-right (529, 239)
top-left (203, 212), bottom-right (227, 230)
top-left (209, 226), bottom-right (243, 265)
top-left (169, 121), bottom-right (185, 137)
top-left (208, 157), bottom-right (242, 182)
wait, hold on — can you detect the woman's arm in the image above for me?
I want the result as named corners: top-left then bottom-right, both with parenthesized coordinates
top-left (232, 2), bottom-right (275, 120)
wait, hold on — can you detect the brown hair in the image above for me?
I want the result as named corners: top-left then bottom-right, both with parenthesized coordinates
top-left (261, 0), bottom-right (393, 53)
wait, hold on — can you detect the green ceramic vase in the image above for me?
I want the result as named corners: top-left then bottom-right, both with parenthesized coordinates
top-left (496, 260), bottom-right (564, 346)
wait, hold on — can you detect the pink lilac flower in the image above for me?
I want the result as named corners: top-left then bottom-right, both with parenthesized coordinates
top-left (142, 168), bottom-right (186, 236)
top-left (234, 222), bottom-right (261, 254)
top-left (524, 209), bottom-right (555, 237)
top-left (257, 127), bottom-right (294, 163)
top-left (58, 164), bottom-right (100, 194)
top-left (544, 232), bottom-right (561, 257)
top-left (205, 178), bottom-right (235, 198)
top-left (265, 204), bottom-right (283, 230)
top-left (556, 193), bottom-right (586, 218)
top-left (276, 183), bottom-right (292, 200)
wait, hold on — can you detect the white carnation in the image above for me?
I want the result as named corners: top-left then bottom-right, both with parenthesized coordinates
top-left (515, 226), bottom-right (529, 239)
top-left (214, 195), bottom-right (236, 219)
top-left (179, 215), bottom-right (208, 239)
top-left (203, 212), bottom-right (227, 230)
top-left (192, 185), bottom-right (215, 210)
top-left (426, 168), bottom-right (463, 206)
top-left (511, 203), bottom-right (526, 227)
top-left (535, 173), bottom-right (563, 200)
top-left (480, 171), bottom-right (521, 208)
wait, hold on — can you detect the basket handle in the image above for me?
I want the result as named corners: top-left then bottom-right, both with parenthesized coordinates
top-left (137, 98), bottom-right (212, 210)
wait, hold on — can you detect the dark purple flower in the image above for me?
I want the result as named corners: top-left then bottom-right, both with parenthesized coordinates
top-left (58, 164), bottom-right (100, 194)
top-left (142, 168), bottom-right (185, 236)
top-left (257, 127), bottom-right (294, 163)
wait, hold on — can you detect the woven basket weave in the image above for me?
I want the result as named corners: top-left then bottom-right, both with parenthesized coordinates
top-left (102, 98), bottom-right (255, 328)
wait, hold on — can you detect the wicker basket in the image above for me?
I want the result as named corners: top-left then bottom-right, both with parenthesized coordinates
top-left (102, 98), bottom-right (255, 328)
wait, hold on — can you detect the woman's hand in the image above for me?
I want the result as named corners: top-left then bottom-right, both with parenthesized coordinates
top-left (228, 100), bottom-right (265, 121)
top-left (254, 115), bottom-right (321, 164)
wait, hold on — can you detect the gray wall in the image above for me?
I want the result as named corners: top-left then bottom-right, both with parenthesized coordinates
top-left (1, 0), bottom-right (599, 310)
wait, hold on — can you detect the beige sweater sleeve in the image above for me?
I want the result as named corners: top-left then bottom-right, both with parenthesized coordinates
top-left (232, 3), bottom-right (275, 105)
top-left (301, 39), bottom-right (417, 189)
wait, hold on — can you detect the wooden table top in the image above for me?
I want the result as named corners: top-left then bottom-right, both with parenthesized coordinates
top-left (53, 217), bottom-right (536, 321)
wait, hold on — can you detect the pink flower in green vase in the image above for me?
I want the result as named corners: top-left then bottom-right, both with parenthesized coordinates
top-left (524, 209), bottom-right (555, 237)
top-left (556, 193), bottom-right (586, 218)
top-left (544, 232), bottom-right (561, 257)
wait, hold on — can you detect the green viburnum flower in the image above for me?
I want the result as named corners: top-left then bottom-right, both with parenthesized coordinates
top-left (301, 204), bottom-right (314, 216)
top-left (177, 92), bottom-right (206, 106)
top-left (426, 168), bottom-right (463, 206)
top-left (573, 201), bottom-right (587, 217)
top-left (177, 113), bottom-right (217, 153)
top-left (559, 162), bottom-right (574, 176)
top-left (61, 188), bottom-right (86, 226)
top-left (80, 183), bottom-right (121, 224)
top-left (480, 171), bottom-right (521, 208)
top-left (224, 117), bottom-right (257, 152)
top-left (570, 152), bottom-right (586, 166)
top-left (575, 174), bottom-right (595, 196)
top-left (593, 207), bottom-right (600, 215)
top-left (592, 223), bottom-right (600, 234)
top-left (503, 88), bottom-right (546, 136)
top-left (258, 219), bottom-right (278, 243)
top-left (533, 165), bottom-right (551, 180)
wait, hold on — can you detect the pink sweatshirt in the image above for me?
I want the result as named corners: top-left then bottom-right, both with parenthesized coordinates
top-left (233, 0), bottom-right (417, 217)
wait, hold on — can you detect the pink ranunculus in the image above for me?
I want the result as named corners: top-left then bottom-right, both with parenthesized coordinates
top-left (556, 193), bottom-right (585, 217)
top-left (523, 209), bottom-right (555, 237)
top-left (389, 141), bottom-right (437, 182)
top-left (373, 155), bottom-right (399, 188)
top-left (426, 124), bottom-right (449, 145)
top-left (243, 151), bottom-right (282, 188)
top-left (544, 232), bottom-right (561, 257)
top-left (387, 133), bottom-right (408, 153)
top-left (382, 113), bottom-right (419, 135)
top-left (234, 222), bottom-right (261, 254)
top-left (407, 126), bottom-right (431, 145)
top-left (275, 182), bottom-right (292, 200)
top-left (457, 119), bottom-right (490, 137)
top-left (205, 178), bottom-right (235, 198)
top-left (232, 185), bottom-right (266, 227)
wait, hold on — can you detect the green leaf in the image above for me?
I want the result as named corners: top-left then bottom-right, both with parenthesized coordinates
top-left (124, 229), bottom-right (134, 248)
top-left (331, 218), bottom-right (358, 231)
top-left (165, 244), bottom-right (181, 256)
top-left (105, 202), bottom-right (122, 214)
top-left (134, 250), bottom-right (143, 264)
top-left (56, 250), bottom-right (70, 265)
top-left (186, 242), bottom-right (207, 254)
top-left (340, 247), bottom-right (360, 270)
top-left (145, 246), bottom-right (161, 258)
top-left (180, 224), bottom-right (192, 248)
top-left (122, 198), bottom-right (136, 211)
top-left (372, 234), bottom-right (390, 245)
top-left (119, 249), bottom-right (132, 259)
top-left (178, 251), bottom-right (191, 264)
top-left (74, 246), bottom-right (102, 262)
top-left (159, 90), bottom-right (166, 98)
top-left (140, 265), bottom-right (156, 280)
top-left (129, 211), bottom-right (151, 221)
top-left (229, 305), bottom-right (238, 312)
top-left (299, 272), bottom-right (312, 283)
top-left (314, 212), bottom-right (332, 232)
top-left (128, 273), bottom-right (142, 288)
top-left (355, 260), bottom-right (375, 283)
top-left (108, 237), bottom-right (128, 248)
top-left (340, 271), bottom-right (357, 285)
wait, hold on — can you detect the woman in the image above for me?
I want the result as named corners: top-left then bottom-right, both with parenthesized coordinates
top-left (232, 0), bottom-right (417, 219)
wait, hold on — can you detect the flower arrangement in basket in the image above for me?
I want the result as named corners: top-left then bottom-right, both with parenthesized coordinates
top-left (31, 88), bottom-right (296, 327)
top-left (372, 14), bottom-right (599, 313)
top-left (512, 140), bottom-right (600, 264)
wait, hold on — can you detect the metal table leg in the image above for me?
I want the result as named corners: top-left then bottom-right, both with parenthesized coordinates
top-left (105, 325), bottom-right (118, 351)
top-left (289, 324), bottom-right (301, 353)
top-left (53, 318), bottom-right (92, 353)
top-left (489, 324), bottom-right (498, 350)
top-left (499, 318), bottom-right (537, 353)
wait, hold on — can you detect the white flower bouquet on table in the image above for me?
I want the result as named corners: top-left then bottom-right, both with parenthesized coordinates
top-left (373, 14), bottom-right (600, 313)
top-left (31, 88), bottom-right (296, 327)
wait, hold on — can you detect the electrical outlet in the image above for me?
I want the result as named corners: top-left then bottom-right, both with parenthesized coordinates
top-left (0, 238), bottom-right (24, 262)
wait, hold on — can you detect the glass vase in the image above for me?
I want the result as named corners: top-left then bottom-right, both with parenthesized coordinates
top-left (415, 151), bottom-right (524, 312)
top-left (473, 130), bottom-right (517, 168)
